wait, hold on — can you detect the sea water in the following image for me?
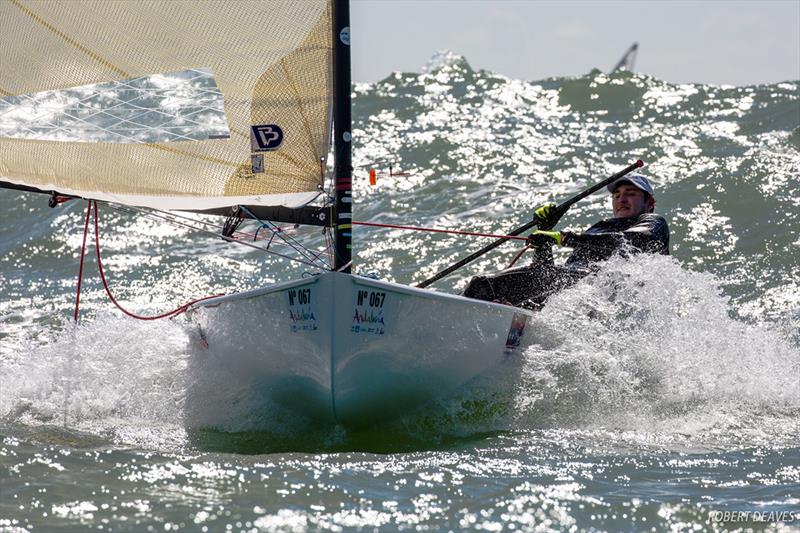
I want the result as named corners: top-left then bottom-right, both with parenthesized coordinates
top-left (1, 53), bottom-right (799, 531)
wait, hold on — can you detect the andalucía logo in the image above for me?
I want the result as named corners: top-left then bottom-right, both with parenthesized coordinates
top-left (351, 308), bottom-right (385, 335)
top-left (289, 309), bottom-right (316, 322)
top-left (289, 308), bottom-right (317, 332)
top-left (352, 309), bottom-right (384, 325)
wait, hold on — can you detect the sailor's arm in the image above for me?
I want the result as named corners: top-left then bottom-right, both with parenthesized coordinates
top-left (562, 215), bottom-right (670, 254)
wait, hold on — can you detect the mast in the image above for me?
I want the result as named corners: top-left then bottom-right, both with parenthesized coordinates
top-left (332, 0), bottom-right (352, 273)
top-left (611, 42), bottom-right (638, 72)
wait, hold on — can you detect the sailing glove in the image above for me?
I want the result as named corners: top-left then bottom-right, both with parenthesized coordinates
top-left (533, 203), bottom-right (561, 230)
top-left (527, 230), bottom-right (563, 248)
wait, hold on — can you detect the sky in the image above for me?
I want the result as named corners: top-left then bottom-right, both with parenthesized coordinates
top-left (351, 0), bottom-right (800, 86)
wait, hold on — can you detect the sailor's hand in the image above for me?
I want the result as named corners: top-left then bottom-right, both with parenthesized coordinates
top-left (533, 203), bottom-right (560, 230)
top-left (527, 230), bottom-right (563, 248)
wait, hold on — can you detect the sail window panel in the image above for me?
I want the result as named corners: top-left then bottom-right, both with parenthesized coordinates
top-left (0, 69), bottom-right (229, 144)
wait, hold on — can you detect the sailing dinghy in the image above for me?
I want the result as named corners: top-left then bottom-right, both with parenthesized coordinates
top-left (0, 0), bottom-right (534, 427)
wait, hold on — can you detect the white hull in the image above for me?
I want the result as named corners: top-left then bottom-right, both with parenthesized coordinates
top-left (188, 272), bottom-right (533, 427)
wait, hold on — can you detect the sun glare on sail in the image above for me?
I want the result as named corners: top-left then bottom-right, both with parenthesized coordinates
top-left (0, 68), bottom-right (229, 144)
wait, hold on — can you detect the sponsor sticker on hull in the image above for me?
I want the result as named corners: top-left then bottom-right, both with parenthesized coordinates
top-left (352, 288), bottom-right (386, 335)
top-left (287, 287), bottom-right (317, 332)
top-left (505, 312), bottom-right (528, 348)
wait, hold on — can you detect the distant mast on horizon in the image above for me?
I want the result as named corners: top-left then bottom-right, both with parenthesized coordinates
top-left (611, 42), bottom-right (639, 72)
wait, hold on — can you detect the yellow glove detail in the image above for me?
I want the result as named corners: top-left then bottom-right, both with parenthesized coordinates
top-left (533, 203), bottom-right (557, 224)
top-left (527, 230), bottom-right (563, 247)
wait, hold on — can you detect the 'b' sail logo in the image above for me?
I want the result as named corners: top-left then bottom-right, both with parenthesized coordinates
top-left (250, 124), bottom-right (284, 151)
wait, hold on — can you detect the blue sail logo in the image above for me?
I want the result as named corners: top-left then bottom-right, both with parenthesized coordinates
top-left (250, 124), bottom-right (283, 151)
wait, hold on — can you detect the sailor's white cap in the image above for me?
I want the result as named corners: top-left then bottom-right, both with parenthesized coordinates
top-left (607, 173), bottom-right (654, 195)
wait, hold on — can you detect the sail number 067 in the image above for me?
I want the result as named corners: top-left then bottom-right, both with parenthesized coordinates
top-left (287, 288), bottom-right (311, 306)
top-left (357, 290), bottom-right (386, 308)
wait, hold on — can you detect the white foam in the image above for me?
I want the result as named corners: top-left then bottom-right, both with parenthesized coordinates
top-left (512, 254), bottom-right (800, 443)
top-left (421, 50), bottom-right (466, 74)
top-left (0, 313), bottom-right (190, 446)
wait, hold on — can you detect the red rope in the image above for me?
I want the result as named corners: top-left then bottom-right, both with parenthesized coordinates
top-left (352, 221), bottom-right (528, 241)
top-left (73, 200), bottom-right (224, 321)
top-left (73, 201), bottom-right (93, 322)
top-left (506, 245), bottom-right (533, 268)
top-left (51, 195), bottom-right (74, 206)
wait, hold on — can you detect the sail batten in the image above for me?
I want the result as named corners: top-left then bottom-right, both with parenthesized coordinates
top-left (0, 0), bottom-right (333, 209)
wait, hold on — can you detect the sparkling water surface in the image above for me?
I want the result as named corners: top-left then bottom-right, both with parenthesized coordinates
top-left (1, 53), bottom-right (799, 531)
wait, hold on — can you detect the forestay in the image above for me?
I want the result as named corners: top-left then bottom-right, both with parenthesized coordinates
top-left (0, 0), bottom-right (333, 209)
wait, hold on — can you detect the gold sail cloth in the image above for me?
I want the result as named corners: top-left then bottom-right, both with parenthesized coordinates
top-left (0, 0), bottom-right (332, 209)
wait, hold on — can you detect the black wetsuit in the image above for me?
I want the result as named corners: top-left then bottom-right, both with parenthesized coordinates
top-left (463, 213), bottom-right (670, 309)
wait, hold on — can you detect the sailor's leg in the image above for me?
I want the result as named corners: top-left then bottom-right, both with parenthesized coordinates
top-left (517, 265), bottom-right (593, 308)
top-left (463, 275), bottom-right (498, 301)
top-left (463, 265), bottom-right (543, 305)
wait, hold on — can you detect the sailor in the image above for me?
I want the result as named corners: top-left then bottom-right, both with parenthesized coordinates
top-left (463, 173), bottom-right (669, 309)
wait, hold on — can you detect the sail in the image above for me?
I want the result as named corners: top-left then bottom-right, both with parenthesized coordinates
top-left (611, 42), bottom-right (638, 73)
top-left (0, 0), bottom-right (333, 209)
